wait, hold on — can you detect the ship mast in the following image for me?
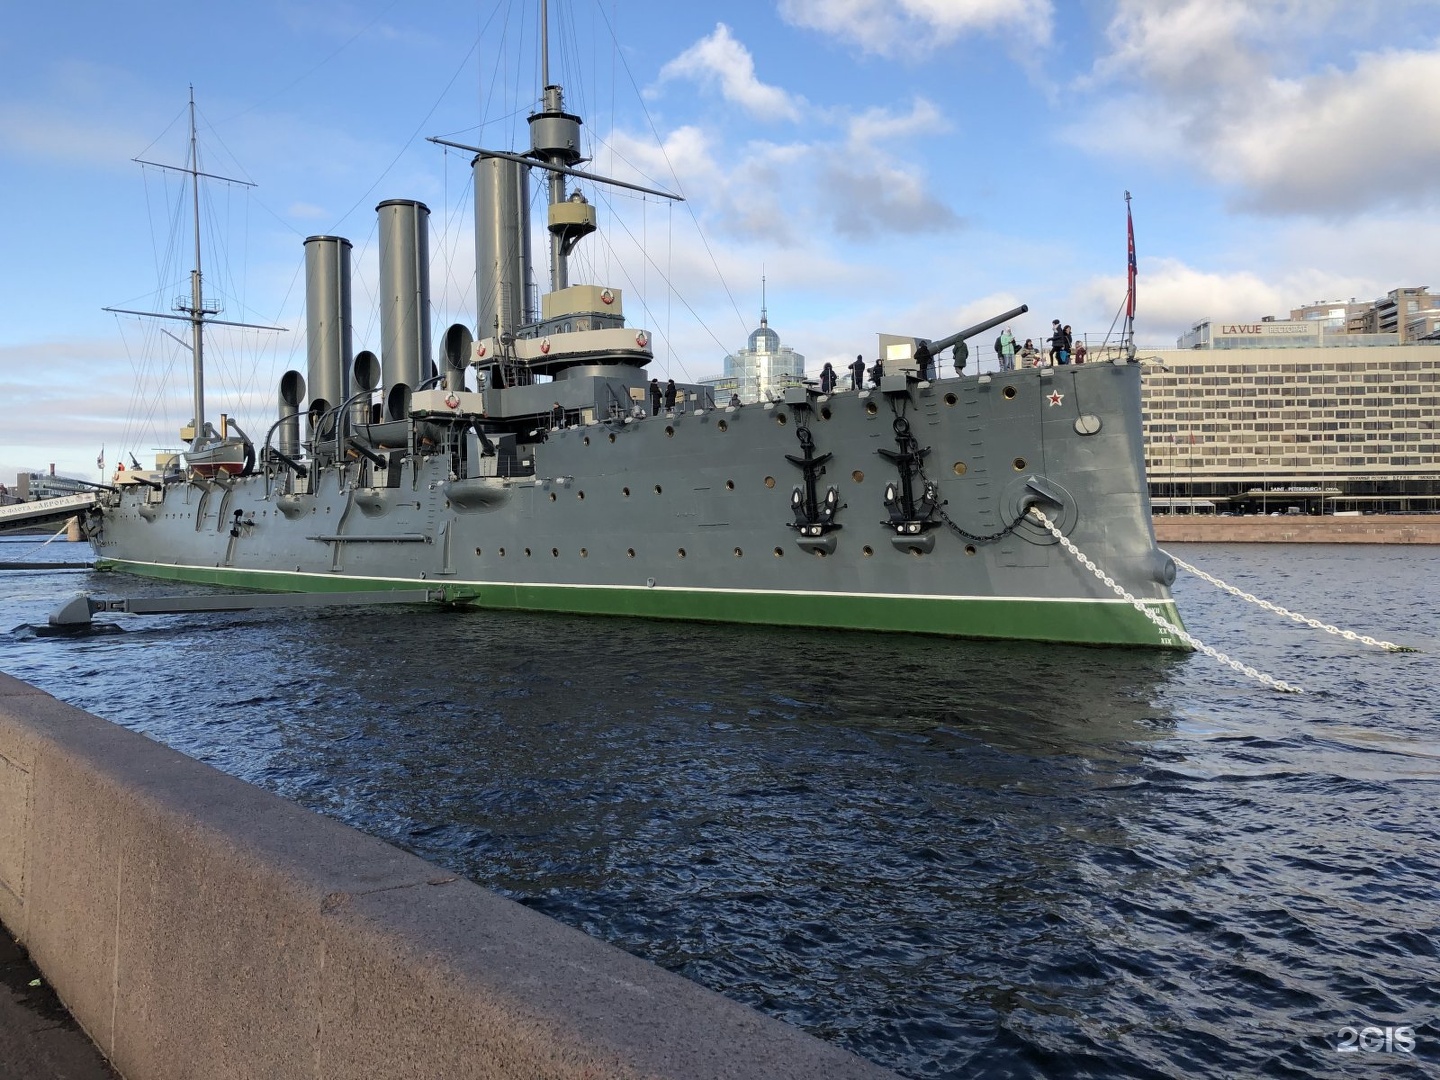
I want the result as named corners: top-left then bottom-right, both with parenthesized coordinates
top-left (532, 0), bottom-right (594, 293)
top-left (105, 89), bottom-right (282, 451)
top-left (182, 89), bottom-right (212, 442)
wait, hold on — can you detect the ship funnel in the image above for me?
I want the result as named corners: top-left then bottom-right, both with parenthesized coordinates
top-left (442, 324), bottom-right (472, 392)
top-left (303, 236), bottom-right (354, 431)
top-left (277, 370), bottom-right (306, 457)
top-left (377, 199), bottom-right (432, 421)
top-left (352, 350), bottom-right (380, 428)
top-left (473, 156), bottom-right (532, 338)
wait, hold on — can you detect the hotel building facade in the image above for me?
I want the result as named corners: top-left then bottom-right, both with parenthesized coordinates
top-left (1142, 345), bottom-right (1439, 512)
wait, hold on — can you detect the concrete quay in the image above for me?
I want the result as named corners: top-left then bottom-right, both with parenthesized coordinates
top-left (1153, 514), bottom-right (1440, 544)
top-left (0, 673), bottom-right (894, 1080)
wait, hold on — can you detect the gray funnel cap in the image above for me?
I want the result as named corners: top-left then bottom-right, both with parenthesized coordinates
top-left (377, 199), bottom-right (431, 421)
top-left (303, 236), bottom-right (353, 424)
top-left (474, 157), bottom-right (531, 338)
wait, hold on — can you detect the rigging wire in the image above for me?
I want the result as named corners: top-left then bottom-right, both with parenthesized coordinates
top-left (590, 1), bottom-right (748, 338)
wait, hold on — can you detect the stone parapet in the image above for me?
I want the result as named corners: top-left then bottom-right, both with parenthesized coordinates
top-left (1153, 515), bottom-right (1440, 544)
top-left (0, 673), bottom-right (892, 1080)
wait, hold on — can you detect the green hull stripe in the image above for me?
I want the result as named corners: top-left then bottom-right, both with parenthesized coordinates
top-left (94, 558), bottom-right (1188, 649)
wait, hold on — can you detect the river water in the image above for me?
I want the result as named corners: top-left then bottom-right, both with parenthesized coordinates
top-left (2, 535), bottom-right (1436, 1078)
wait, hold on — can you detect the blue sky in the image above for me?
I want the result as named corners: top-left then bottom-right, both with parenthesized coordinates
top-left (4, 0), bottom-right (1439, 479)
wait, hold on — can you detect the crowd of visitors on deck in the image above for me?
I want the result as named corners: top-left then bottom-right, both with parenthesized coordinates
top-left (993, 319), bottom-right (1087, 371)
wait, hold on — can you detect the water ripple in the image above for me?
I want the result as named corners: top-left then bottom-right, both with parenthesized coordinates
top-left (1, 537), bottom-right (1437, 1077)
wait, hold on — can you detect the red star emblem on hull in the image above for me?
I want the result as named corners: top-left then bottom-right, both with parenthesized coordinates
top-left (1048, 390), bottom-right (1065, 406)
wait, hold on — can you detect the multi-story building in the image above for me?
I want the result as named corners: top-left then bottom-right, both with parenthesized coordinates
top-left (14, 468), bottom-right (94, 501)
top-left (701, 302), bottom-right (805, 404)
top-left (1140, 346), bottom-right (1440, 513)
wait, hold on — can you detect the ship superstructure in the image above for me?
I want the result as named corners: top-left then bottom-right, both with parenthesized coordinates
top-left (88, 20), bottom-right (1183, 649)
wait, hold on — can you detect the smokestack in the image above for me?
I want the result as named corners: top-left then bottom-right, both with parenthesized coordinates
top-left (303, 236), bottom-right (354, 434)
top-left (473, 157), bottom-right (531, 339)
top-left (377, 199), bottom-right (432, 422)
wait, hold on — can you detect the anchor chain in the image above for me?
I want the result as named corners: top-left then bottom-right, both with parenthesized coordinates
top-left (1030, 507), bottom-right (1303, 693)
top-left (1165, 553), bottom-right (1416, 653)
top-left (919, 465), bottom-right (1033, 544)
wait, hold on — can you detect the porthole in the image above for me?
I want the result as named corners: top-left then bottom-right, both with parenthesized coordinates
top-left (773, 547), bottom-right (784, 557)
top-left (1013, 457), bottom-right (1027, 471)
top-left (965, 544), bottom-right (977, 556)
top-left (851, 470), bottom-right (864, 483)
top-left (944, 393), bottom-right (958, 406)
top-left (552, 548), bottom-right (559, 557)
top-left (608, 432), bottom-right (616, 443)
top-left (666, 426), bottom-right (675, 438)
top-left (627, 547), bottom-right (635, 558)
top-left (499, 547), bottom-right (506, 557)
top-left (583, 436), bottom-right (590, 446)
top-left (764, 476), bottom-right (776, 489)
top-left (953, 461), bottom-right (967, 476)
top-left (577, 491), bottom-right (585, 500)
top-left (733, 547), bottom-right (743, 557)
top-left (580, 548), bottom-right (588, 557)
top-left (1003, 385), bottom-right (1018, 400)
top-left (678, 548), bottom-right (687, 558)
top-left (725, 479), bottom-right (735, 490)
top-left (525, 547), bottom-right (532, 557)
top-left (865, 401), bottom-right (878, 416)
top-left (820, 406), bottom-right (832, 420)
top-left (654, 484), bottom-right (663, 494)
top-left (549, 492), bottom-right (557, 502)
top-left (776, 413), bottom-right (788, 426)
top-left (475, 547), bottom-right (482, 556)
top-left (623, 486), bottom-right (630, 497)
top-left (862, 545), bottom-right (874, 557)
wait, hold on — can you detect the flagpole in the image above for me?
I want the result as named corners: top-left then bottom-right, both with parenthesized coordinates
top-left (1124, 190), bottom-right (1137, 360)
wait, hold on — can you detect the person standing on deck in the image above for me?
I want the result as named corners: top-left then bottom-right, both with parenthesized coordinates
top-left (649, 378), bottom-right (662, 415)
top-left (1000, 327), bottom-right (1016, 372)
top-left (819, 361), bottom-right (837, 393)
top-left (849, 354), bottom-right (866, 390)
top-left (664, 378), bottom-right (677, 411)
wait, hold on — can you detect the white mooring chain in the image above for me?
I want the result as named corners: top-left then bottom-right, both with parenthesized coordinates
top-left (1163, 553), bottom-right (1416, 654)
top-left (1028, 507), bottom-right (1303, 693)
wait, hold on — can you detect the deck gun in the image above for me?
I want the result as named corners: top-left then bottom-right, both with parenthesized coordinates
top-left (915, 303), bottom-right (1029, 372)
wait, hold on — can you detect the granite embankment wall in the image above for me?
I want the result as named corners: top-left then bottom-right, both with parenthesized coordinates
top-left (1153, 516), bottom-right (1440, 544)
top-left (0, 674), bottom-right (891, 1080)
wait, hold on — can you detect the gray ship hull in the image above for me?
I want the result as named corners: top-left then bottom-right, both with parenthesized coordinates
top-left (91, 364), bottom-right (1184, 648)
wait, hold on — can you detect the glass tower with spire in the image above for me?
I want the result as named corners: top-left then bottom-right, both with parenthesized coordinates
top-left (706, 280), bottom-right (806, 404)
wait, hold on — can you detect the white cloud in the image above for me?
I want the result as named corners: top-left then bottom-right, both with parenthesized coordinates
top-left (845, 98), bottom-right (946, 151)
top-left (779, 0), bottom-right (1054, 56)
top-left (656, 24), bottom-right (803, 121)
top-left (1089, 1), bottom-right (1440, 217)
top-left (1217, 48), bottom-right (1440, 215)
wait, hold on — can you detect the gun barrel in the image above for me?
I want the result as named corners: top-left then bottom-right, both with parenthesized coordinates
top-left (926, 304), bottom-right (1029, 355)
